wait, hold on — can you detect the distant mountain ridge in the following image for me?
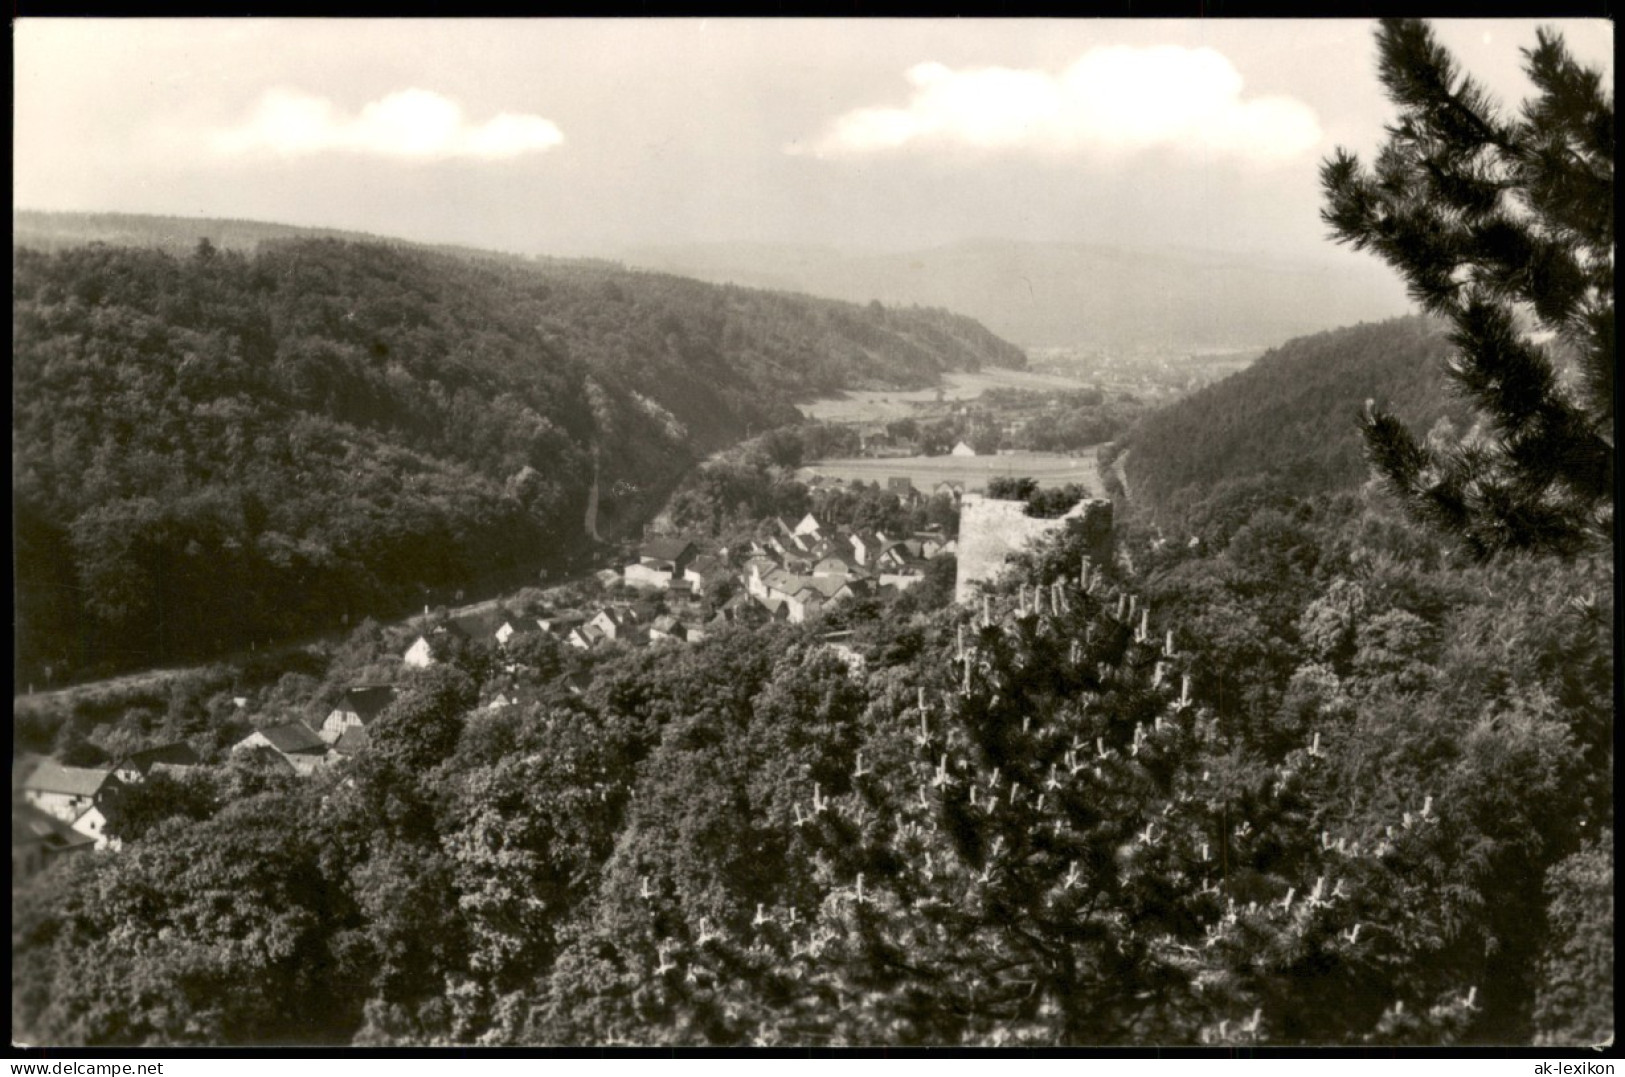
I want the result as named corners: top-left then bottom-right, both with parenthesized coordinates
top-left (13, 209), bottom-right (544, 266)
top-left (622, 238), bottom-right (1416, 352)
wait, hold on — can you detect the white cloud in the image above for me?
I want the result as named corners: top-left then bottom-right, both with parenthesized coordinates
top-left (794, 46), bottom-right (1321, 163)
top-left (213, 88), bottom-right (563, 160)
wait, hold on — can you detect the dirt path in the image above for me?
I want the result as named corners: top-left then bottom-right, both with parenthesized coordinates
top-left (1111, 448), bottom-right (1133, 501)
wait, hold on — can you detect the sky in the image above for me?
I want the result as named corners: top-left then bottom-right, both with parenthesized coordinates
top-left (14, 18), bottom-right (1615, 263)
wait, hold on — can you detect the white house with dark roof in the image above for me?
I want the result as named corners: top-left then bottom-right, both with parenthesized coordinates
top-left (19, 761), bottom-right (114, 825)
top-left (849, 530), bottom-right (887, 566)
top-left (637, 537), bottom-right (697, 576)
top-left (568, 623), bottom-right (607, 650)
top-left (70, 802), bottom-right (115, 850)
top-left (494, 618), bottom-right (533, 647)
top-left (233, 722), bottom-right (332, 775)
top-left (404, 635), bottom-right (435, 669)
top-left (321, 684), bottom-right (397, 744)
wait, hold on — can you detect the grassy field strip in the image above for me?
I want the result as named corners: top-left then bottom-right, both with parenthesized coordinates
top-left (798, 366), bottom-right (1093, 422)
top-left (798, 447), bottom-right (1104, 494)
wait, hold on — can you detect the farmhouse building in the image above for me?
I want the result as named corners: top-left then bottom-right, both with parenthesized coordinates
top-left (13, 802), bottom-right (96, 879)
top-left (19, 761), bottom-right (113, 825)
top-left (321, 684), bottom-right (397, 744)
top-left (234, 722), bottom-right (331, 775)
top-left (403, 635), bottom-right (435, 668)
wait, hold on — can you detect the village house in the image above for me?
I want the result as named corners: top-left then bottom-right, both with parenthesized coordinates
top-left (233, 722), bottom-right (332, 776)
top-left (718, 591), bottom-right (765, 625)
top-left (848, 530), bottom-right (892, 567)
top-left (801, 533), bottom-right (839, 559)
top-left (494, 617), bottom-right (534, 648)
top-left (874, 542), bottom-right (918, 572)
top-left (19, 760), bottom-right (114, 826)
top-left (765, 531), bottom-right (810, 560)
top-left (402, 608), bottom-right (495, 667)
top-left (637, 537), bottom-right (697, 577)
top-left (538, 609), bottom-right (588, 636)
top-left (757, 570), bottom-right (868, 624)
top-left (812, 551), bottom-right (859, 578)
top-left (792, 512), bottom-right (823, 538)
top-left (449, 609), bottom-right (503, 640)
top-left (331, 727), bottom-right (371, 758)
top-left (13, 801), bottom-right (96, 880)
top-left (403, 634), bottom-right (435, 669)
top-left (756, 595), bottom-right (793, 621)
top-left (744, 557), bottom-right (781, 599)
top-left (682, 553), bottom-right (727, 592)
top-left (111, 742), bottom-right (202, 785)
top-left (320, 684), bottom-right (397, 744)
top-left (567, 623), bottom-right (607, 650)
top-left (68, 801), bottom-right (114, 849)
top-left (589, 606), bottom-right (646, 645)
top-left (950, 440), bottom-right (977, 457)
top-left (649, 615), bottom-right (688, 644)
top-left (623, 560), bottom-right (674, 589)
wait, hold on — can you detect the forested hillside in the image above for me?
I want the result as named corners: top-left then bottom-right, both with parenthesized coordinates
top-left (13, 236), bottom-right (1022, 682)
top-left (1122, 316), bottom-right (1471, 518)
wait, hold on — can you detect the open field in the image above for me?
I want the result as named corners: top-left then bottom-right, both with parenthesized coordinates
top-left (798, 367), bottom-right (1094, 423)
top-left (798, 446), bottom-right (1105, 495)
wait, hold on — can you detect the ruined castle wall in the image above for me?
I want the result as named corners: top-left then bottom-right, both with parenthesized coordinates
top-left (954, 494), bottom-right (1113, 604)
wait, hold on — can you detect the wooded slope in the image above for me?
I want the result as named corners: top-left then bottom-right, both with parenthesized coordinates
top-left (13, 234), bottom-right (1022, 680)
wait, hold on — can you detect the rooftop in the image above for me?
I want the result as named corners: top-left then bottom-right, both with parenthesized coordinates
top-left (20, 760), bottom-right (113, 798)
top-left (255, 722), bottom-right (327, 755)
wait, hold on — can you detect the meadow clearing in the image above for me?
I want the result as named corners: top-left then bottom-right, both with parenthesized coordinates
top-left (796, 367), bottom-right (1094, 423)
top-left (796, 446), bottom-right (1105, 495)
